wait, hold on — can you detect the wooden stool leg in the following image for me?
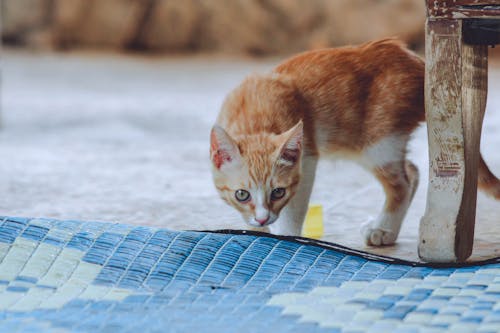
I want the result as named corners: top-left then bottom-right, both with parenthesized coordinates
top-left (419, 19), bottom-right (488, 263)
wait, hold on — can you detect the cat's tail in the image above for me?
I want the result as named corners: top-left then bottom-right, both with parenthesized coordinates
top-left (478, 154), bottom-right (500, 199)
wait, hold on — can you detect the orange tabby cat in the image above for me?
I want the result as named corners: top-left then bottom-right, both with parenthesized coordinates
top-left (210, 39), bottom-right (500, 246)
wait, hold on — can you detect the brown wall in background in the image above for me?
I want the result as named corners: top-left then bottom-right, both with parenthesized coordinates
top-left (2, 0), bottom-right (425, 55)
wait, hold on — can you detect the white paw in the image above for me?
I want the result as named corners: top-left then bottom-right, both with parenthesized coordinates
top-left (269, 222), bottom-right (302, 237)
top-left (361, 222), bottom-right (397, 246)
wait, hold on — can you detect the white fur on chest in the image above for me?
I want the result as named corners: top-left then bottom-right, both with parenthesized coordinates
top-left (317, 134), bottom-right (408, 170)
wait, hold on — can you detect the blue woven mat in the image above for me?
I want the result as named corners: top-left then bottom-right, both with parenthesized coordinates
top-left (0, 216), bottom-right (499, 333)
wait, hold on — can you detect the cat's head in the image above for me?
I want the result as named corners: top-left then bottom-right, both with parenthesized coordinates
top-left (210, 122), bottom-right (303, 228)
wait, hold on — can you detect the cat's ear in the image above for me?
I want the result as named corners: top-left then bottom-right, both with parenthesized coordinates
top-left (277, 121), bottom-right (303, 167)
top-left (210, 125), bottom-right (241, 170)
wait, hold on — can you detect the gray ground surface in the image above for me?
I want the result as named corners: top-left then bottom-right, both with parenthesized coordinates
top-left (2, 50), bottom-right (499, 261)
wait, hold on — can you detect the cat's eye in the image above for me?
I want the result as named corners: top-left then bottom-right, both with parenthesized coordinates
top-left (271, 188), bottom-right (286, 201)
top-left (235, 189), bottom-right (250, 202)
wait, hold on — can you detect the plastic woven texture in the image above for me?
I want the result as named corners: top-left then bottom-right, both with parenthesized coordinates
top-left (0, 216), bottom-right (499, 333)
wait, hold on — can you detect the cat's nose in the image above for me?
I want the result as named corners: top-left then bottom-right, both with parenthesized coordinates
top-left (255, 216), bottom-right (269, 226)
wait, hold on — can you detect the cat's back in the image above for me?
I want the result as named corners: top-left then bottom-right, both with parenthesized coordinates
top-left (274, 38), bottom-right (425, 152)
top-left (217, 39), bottom-right (425, 155)
top-left (274, 38), bottom-right (423, 85)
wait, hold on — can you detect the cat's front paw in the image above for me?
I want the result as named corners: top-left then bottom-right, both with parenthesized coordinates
top-left (361, 222), bottom-right (397, 246)
top-left (248, 226), bottom-right (271, 233)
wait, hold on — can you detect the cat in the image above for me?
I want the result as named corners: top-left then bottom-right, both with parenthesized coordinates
top-left (209, 38), bottom-right (500, 246)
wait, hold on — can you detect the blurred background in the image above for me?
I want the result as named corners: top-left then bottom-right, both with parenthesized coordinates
top-left (2, 0), bottom-right (426, 55)
top-left (2, 0), bottom-right (499, 260)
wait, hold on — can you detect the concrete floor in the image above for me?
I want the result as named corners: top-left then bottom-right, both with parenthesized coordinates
top-left (1, 50), bottom-right (499, 262)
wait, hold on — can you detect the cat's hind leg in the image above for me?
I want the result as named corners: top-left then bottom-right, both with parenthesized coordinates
top-left (360, 136), bottom-right (419, 246)
top-left (361, 160), bottom-right (419, 246)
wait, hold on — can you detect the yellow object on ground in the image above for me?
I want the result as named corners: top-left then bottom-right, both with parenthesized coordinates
top-left (302, 204), bottom-right (324, 239)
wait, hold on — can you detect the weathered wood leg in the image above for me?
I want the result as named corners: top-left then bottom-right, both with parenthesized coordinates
top-left (419, 19), bottom-right (488, 263)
